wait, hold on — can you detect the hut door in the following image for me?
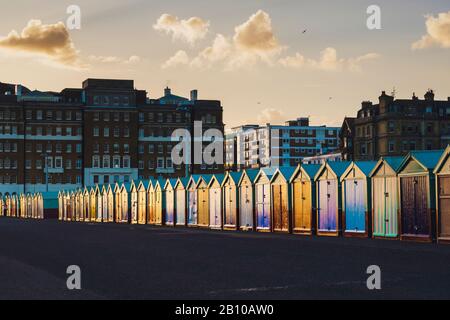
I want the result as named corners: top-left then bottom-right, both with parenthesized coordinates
top-left (257, 184), bottom-right (270, 229)
top-left (438, 176), bottom-right (450, 238)
top-left (401, 176), bottom-right (429, 236)
top-left (273, 184), bottom-right (289, 232)
top-left (166, 191), bottom-right (174, 225)
top-left (240, 185), bottom-right (253, 228)
top-left (224, 186), bottom-right (235, 226)
top-left (345, 180), bottom-right (365, 232)
top-left (209, 188), bottom-right (221, 227)
top-left (188, 190), bottom-right (198, 225)
top-left (176, 189), bottom-right (186, 226)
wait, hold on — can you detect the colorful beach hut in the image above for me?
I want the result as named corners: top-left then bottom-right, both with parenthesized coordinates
top-left (397, 150), bottom-right (442, 242)
top-left (237, 169), bottom-right (259, 231)
top-left (174, 177), bottom-right (190, 226)
top-left (340, 161), bottom-right (377, 237)
top-left (314, 161), bottom-right (350, 236)
top-left (433, 146), bottom-right (450, 243)
top-left (186, 175), bottom-right (201, 227)
top-left (113, 183), bottom-right (122, 223)
top-left (270, 167), bottom-right (296, 233)
top-left (208, 174), bottom-right (225, 230)
top-left (130, 181), bottom-right (139, 224)
top-left (164, 179), bottom-right (178, 226)
top-left (369, 157), bottom-right (403, 239)
top-left (196, 175), bottom-right (213, 228)
top-left (290, 164), bottom-right (321, 235)
top-left (254, 168), bottom-right (277, 232)
top-left (146, 180), bottom-right (157, 225)
top-left (137, 181), bottom-right (150, 225)
top-left (222, 171), bottom-right (243, 230)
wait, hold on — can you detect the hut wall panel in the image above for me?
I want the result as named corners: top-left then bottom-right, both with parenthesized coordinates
top-left (272, 184), bottom-right (289, 232)
top-left (138, 191), bottom-right (146, 225)
top-left (224, 185), bottom-right (237, 228)
top-left (165, 190), bottom-right (175, 225)
top-left (187, 189), bottom-right (198, 226)
top-left (131, 192), bottom-right (138, 224)
top-left (176, 189), bottom-right (186, 226)
top-left (318, 180), bottom-right (338, 232)
top-left (197, 188), bottom-right (209, 227)
top-left (256, 183), bottom-right (271, 230)
top-left (344, 179), bottom-right (366, 233)
top-left (209, 187), bottom-right (222, 228)
top-left (401, 176), bottom-right (429, 236)
top-left (239, 184), bottom-right (253, 230)
top-left (438, 176), bottom-right (450, 238)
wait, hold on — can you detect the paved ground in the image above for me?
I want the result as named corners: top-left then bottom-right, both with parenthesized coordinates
top-left (0, 218), bottom-right (450, 300)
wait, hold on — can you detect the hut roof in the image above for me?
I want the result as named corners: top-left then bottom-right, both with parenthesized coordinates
top-left (398, 150), bottom-right (444, 172)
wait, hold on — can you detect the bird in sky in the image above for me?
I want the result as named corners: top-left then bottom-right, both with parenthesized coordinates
top-left (301, 29), bottom-right (307, 34)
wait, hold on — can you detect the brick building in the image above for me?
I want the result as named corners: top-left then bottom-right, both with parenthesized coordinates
top-left (225, 117), bottom-right (340, 170)
top-left (0, 79), bottom-right (224, 193)
top-left (348, 90), bottom-right (450, 161)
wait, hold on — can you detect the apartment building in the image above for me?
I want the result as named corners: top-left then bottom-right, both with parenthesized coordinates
top-left (225, 118), bottom-right (340, 171)
top-left (346, 90), bottom-right (450, 161)
top-left (0, 79), bottom-right (224, 193)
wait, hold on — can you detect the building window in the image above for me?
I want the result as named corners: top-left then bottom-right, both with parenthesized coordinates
top-left (76, 176), bottom-right (82, 184)
top-left (46, 127), bottom-right (52, 136)
top-left (149, 144), bottom-right (154, 154)
top-left (114, 175), bottom-right (120, 183)
top-left (37, 110), bottom-right (43, 120)
top-left (114, 127), bottom-right (120, 137)
top-left (94, 175), bottom-right (99, 184)
top-left (92, 156), bottom-right (100, 168)
top-left (388, 141), bottom-right (395, 153)
top-left (113, 144), bottom-right (119, 153)
top-left (139, 144), bottom-right (144, 154)
top-left (148, 160), bottom-right (154, 169)
top-left (76, 160), bottom-right (82, 169)
top-left (76, 112), bottom-right (82, 121)
top-left (103, 112), bottom-right (110, 122)
top-left (158, 145), bottom-right (163, 154)
top-left (104, 127), bottom-right (110, 137)
top-left (93, 127), bottom-right (99, 137)
top-left (93, 143), bottom-right (100, 153)
top-left (94, 112), bottom-right (100, 121)
top-left (104, 176), bottom-right (110, 184)
top-left (104, 144), bottom-right (110, 154)
top-left (166, 158), bottom-right (173, 168)
top-left (124, 144), bottom-right (130, 154)
top-left (56, 143), bottom-right (62, 153)
top-left (26, 110), bottom-right (33, 120)
top-left (76, 144), bottom-right (82, 153)
top-left (25, 160), bottom-right (32, 170)
top-left (139, 128), bottom-right (145, 138)
top-left (55, 157), bottom-right (63, 169)
top-left (139, 160), bottom-right (144, 170)
top-left (124, 113), bottom-right (130, 122)
top-left (114, 112), bottom-right (120, 121)
top-left (66, 144), bottom-right (72, 153)
top-left (66, 160), bottom-right (72, 169)
top-left (123, 156), bottom-right (130, 168)
top-left (66, 111), bottom-right (72, 121)
top-left (56, 127), bottom-right (62, 135)
top-left (157, 158), bottom-right (164, 169)
top-left (124, 175), bottom-right (130, 183)
top-left (66, 127), bottom-right (73, 136)
top-left (139, 113), bottom-right (144, 122)
top-left (56, 111), bottom-right (62, 121)
top-left (36, 144), bottom-right (43, 153)
top-left (113, 156), bottom-right (120, 168)
top-left (103, 156), bottom-right (110, 168)
top-left (36, 160), bottom-right (42, 170)
top-left (124, 127), bottom-right (130, 137)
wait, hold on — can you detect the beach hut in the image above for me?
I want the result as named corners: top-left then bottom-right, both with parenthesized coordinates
top-left (154, 179), bottom-right (166, 225)
top-left (270, 167), bottom-right (296, 233)
top-left (95, 186), bottom-right (103, 222)
top-left (196, 175), bottom-right (213, 228)
top-left (5, 194), bottom-right (11, 217)
top-left (82, 187), bottom-right (90, 222)
top-left (88, 187), bottom-right (97, 222)
top-left (70, 191), bottom-right (77, 221)
top-left (0, 194), bottom-right (4, 217)
top-left (105, 185), bottom-right (115, 222)
top-left (397, 150), bottom-right (442, 242)
top-left (146, 180), bottom-right (157, 225)
top-left (254, 168), bottom-right (277, 232)
top-left (164, 179), bottom-right (178, 226)
top-left (433, 146), bottom-right (450, 243)
top-left (290, 164), bottom-right (321, 235)
top-left (340, 161), bottom-right (377, 237)
top-left (20, 194), bottom-right (27, 219)
top-left (130, 181), bottom-right (139, 224)
top-left (369, 157), bottom-right (403, 239)
top-left (137, 181), bottom-right (150, 225)
top-left (10, 194), bottom-right (18, 218)
top-left (222, 172), bottom-right (243, 230)
top-left (26, 194), bottom-right (33, 219)
top-left (100, 185), bottom-right (107, 222)
top-left (117, 183), bottom-right (132, 223)
top-left (113, 183), bottom-right (122, 223)
top-left (186, 175), bottom-right (202, 227)
top-left (76, 189), bottom-right (83, 222)
top-left (174, 177), bottom-right (189, 227)
top-left (208, 174), bottom-right (225, 230)
top-left (237, 169), bottom-right (259, 231)
top-left (314, 161), bottom-right (350, 236)
top-left (37, 193), bottom-right (44, 219)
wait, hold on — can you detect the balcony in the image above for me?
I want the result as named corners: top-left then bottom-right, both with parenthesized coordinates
top-left (156, 168), bottom-right (175, 174)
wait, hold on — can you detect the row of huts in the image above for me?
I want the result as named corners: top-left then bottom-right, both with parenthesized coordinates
top-left (0, 193), bottom-right (45, 220)
top-left (58, 147), bottom-right (450, 243)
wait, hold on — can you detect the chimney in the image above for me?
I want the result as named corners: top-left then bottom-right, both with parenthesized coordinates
top-left (190, 89), bottom-right (198, 101)
top-left (412, 92), bottom-right (419, 100)
top-left (424, 89), bottom-right (435, 101)
top-left (164, 87), bottom-right (171, 96)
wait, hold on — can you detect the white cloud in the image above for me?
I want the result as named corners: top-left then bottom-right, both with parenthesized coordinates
top-left (0, 20), bottom-right (83, 68)
top-left (162, 50), bottom-right (190, 69)
top-left (256, 108), bottom-right (286, 125)
top-left (153, 14), bottom-right (209, 45)
top-left (279, 48), bottom-right (380, 72)
top-left (89, 55), bottom-right (142, 65)
top-left (412, 11), bottom-right (450, 49)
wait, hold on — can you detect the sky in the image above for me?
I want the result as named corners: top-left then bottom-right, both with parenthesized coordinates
top-left (0, 0), bottom-right (449, 128)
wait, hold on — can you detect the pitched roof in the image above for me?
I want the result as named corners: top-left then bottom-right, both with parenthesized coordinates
top-left (409, 150), bottom-right (444, 170)
top-left (301, 164), bottom-right (321, 179)
top-left (354, 161), bottom-right (378, 176)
